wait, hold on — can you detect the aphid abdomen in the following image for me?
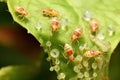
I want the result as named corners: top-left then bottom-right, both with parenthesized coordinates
top-left (64, 44), bottom-right (74, 57)
top-left (66, 50), bottom-right (74, 56)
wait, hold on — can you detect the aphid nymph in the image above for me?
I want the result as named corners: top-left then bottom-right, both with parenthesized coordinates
top-left (84, 50), bottom-right (101, 58)
top-left (64, 44), bottom-right (74, 62)
top-left (71, 27), bottom-right (83, 41)
top-left (42, 9), bottom-right (59, 17)
top-left (15, 5), bottom-right (28, 17)
top-left (89, 18), bottom-right (99, 32)
top-left (51, 17), bottom-right (59, 31)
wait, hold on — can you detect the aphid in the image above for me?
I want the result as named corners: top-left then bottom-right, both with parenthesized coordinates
top-left (89, 18), bottom-right (99, 32)
top-left (15, 6), bottom-right (28, 17)
top-left (84, 50), bottom-right (102, 58)
top-left (51, 17), bottom-right (59, 31)
top-left (42, 9), bottom-right (59, 17)
top-left (71, 27), bottom-right (83, 41)
top-left (64, 44), bottom-right (74, 61)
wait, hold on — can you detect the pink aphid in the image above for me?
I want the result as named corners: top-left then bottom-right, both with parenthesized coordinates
top-left (71, 27), bottom-right (83, 41)
top-left (51, 17), bottom-right (59, 31)
top-left (42, 9), bottom-right (59, 17)
top-left (84, 50), bottom-right (101, 58)
top-left (89, 19), bottom-right (99, 32)
top-left (15, 6), bottom-right (28, 17)
top-left (64, 44), bottom-right (74, 62)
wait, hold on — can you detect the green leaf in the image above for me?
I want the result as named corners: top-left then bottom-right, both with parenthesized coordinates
top-left (7, 0), bottom-right (120, 80)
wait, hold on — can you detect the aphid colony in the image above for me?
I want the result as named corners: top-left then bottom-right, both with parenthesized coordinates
top-left (14, 6), bottom-right (111, 61)
top-left (43, 9), bottom-right (111, 80)
top-left (40, 9), bottom-right (108, 62)
top-left (41, 9), bottom-right (84, 42)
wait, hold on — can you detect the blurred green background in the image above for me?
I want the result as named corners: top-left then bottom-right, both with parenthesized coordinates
top-left (0, 2), bottom-right (120, 80)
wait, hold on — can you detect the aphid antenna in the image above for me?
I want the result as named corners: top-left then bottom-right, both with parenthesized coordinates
top-left (58, 44), bottom-right (64, 49)
top-left (58, 44), bottom-right (68, 59)
top-left (66, 57), bottom-right (74, 66)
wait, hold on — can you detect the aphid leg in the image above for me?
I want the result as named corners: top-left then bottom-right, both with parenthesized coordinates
top-left (66, 55), bottom-right (74, 65)
top-left (76, 39), bottom-right (80, 46)
top-left (62, 52), bottom-right (68, 59)
top-left (66, 60), bottom-right (70, 65)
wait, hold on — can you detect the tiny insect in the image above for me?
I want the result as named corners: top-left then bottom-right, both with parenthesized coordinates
top-left (89, 18), bottom-right (99, 32)
top-left (64, 44), bottom-right (74, 61)
top-left (51, 17), bottom-right (59, 31)
top-left (84, 50), bottom-right (101, 58)
top-left (15, 6), bottom-right (28, 17)
top-left (71, 27), bottom-right (83, 41)
top-left (42, 9), bottom-right (59, 17)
